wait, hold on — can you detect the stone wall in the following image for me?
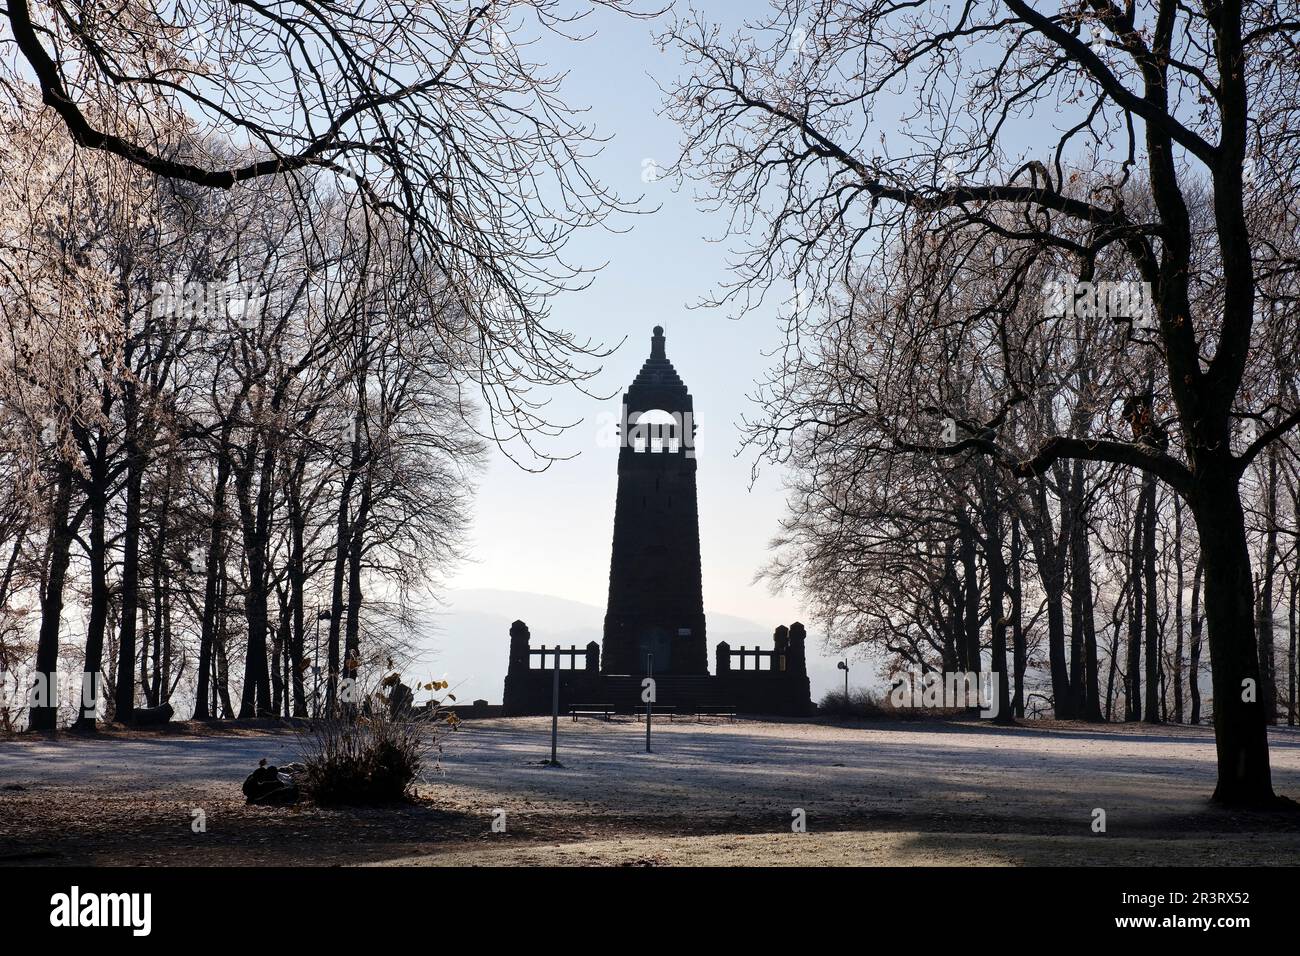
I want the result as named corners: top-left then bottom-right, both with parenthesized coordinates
top-left (502, 618), bottom-right (813, 717)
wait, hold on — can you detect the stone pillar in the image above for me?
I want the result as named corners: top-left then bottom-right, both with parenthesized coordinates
top-left (508, 620), bottom-right (531, 670)
top-left (585, 641), bottom-right (600, 672)
top-left (787, 622), bottom-right (807, 676)
top-left (716, 640), bottom-right (731, 674)
top-left (503, 621), bottom-right (532, 717)
top-left (773, 625), bottom-right (789, 672)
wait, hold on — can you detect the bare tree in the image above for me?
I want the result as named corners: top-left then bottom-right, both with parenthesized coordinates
top-left (662, 1), bottom-right (1300, 805)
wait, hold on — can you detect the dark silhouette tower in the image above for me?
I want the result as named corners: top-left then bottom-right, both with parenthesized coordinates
top-left (602, 326), bottom-right (707, 675)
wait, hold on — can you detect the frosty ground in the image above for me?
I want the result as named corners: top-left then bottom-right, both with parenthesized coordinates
top-left (3, 717), bottom-right (1300, 865)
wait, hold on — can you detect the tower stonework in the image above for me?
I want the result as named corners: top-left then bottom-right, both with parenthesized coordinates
top-left (502, 325), bottom-right (811, 716)
top-left (602, 326), bottom-right (708, 675)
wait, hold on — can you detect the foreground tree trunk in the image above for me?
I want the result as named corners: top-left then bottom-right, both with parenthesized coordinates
top-left (1190, 469), bottom-right (1274, 805)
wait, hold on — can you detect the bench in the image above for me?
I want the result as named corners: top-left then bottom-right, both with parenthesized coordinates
top-left (570, 705), bottom-right (618, 721)
top-left (634, 705), bottom-right (676, 721)
top-left (693, 705), bottom-right (737, 722)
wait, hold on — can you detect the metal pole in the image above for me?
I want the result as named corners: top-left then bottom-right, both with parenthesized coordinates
top-left (551, 647), bottom-right (560, 765)
top-left (313, 613), bottom-right (321, 719)
top-left (645, 652), bottom-right (653, 753)
top-left (844, 664), bottom-right (849, 700)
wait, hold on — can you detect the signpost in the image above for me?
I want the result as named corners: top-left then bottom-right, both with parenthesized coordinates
top-left (645, 652), bottom-right (654, 753)
top-left (550, 648), bottom-right (560, 766)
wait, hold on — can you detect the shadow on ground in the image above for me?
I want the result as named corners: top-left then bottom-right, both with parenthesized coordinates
top-left (2, 718), bottom-right (1298, 865)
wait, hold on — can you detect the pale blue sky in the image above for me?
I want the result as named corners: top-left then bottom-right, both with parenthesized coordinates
top-left (444, 5), bottom-right (805, 623)
top-left (431, 1), bottom-right (1087, 701)
top-left (431, 4), bottom-right (867, 697)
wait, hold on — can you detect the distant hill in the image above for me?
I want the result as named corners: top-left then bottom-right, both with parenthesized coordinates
top-left (406, 588), bottom-right (851, 705)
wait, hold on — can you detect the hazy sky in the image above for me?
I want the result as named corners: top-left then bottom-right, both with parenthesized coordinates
top-left (397, 0), bottom-right (1115, 708)
top-left (423, 2), bottom-right (1077, 703)
top-left (443, 6), bottom-right (810, 630)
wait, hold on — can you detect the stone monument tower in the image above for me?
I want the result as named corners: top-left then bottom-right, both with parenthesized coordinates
top-left (601, 326), bottom-right (708, 675)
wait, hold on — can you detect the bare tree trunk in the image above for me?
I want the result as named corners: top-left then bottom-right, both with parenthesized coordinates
top-left (193, 429), bottom-right (233, 719)
top-left (1288, 557), bottom-right (1297, 727)
top-left (326, 411), bottom-right (361, 715)
top-left (1190, 464), bottom-right (1274, 804)
top-left (288, 491), bottom-right (308, 717)
top-left (114, 397), bottom-right (144, 723)
top-left (237, 440), bottom-right (277, 718)
top-left (981, 480), bottom-right (1012, 724)
top-left (1256, 446), bottom-right (1280, 723)
top-left (283, 450), bottom-right (310, 717)
top-left (1143, 477), bottom-right (1161, 724)
top-left (343, 470), bottom-right (374, 695)
top-left (1190, 556), bottom-right (1204, 726)
top-left (1126, 483), bottom-right (1145, 721)
top-left (940, 541), bottom-right (962, 673)
top-left (1172, 498), bottom-right (1186, 723)
top-left (1062, 469), bottom-right (1087, 719)
top-left (271, 585), bottom-right (290, 717)
top-left (30, 461), bottom-right (76, 732)
top-left (73, 469), bottom-right (110, 730)
top-left (139, 600), bottom-right (151, 710)
top-left (956, 508), bottom-right (982, 677)
top-left (1069, 461), bottom-right (1103, 721)
top-left (1026, 480), bottom-right (1071, 717)
top-left (214, 571), bottom-right (235, 719)
top-left (1010, 516), bottom-right (1026, 719)
top-left (148, 468), bottom-right (173, 708)
top-left (1105, 576), bottom-right (1128, 722)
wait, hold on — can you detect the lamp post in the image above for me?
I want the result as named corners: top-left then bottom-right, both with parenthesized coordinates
top-left (313, 605), bottom-right (345, 717)
top-left (837, 660), bottom-right (849, 700)
top-left (313, 608), bottom-right (331, 719)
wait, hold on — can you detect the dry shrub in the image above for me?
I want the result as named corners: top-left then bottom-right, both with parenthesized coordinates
top-left (297, 676), bottom-right (455, 804)
top-left (817, 688), bottom-right (889, 719)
